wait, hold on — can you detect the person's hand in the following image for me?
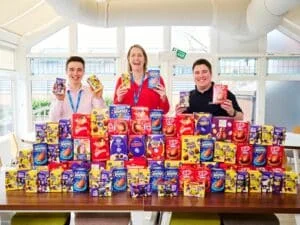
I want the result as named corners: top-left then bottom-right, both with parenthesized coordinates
top-left (116, 85), bottom-right (129, 102)
top-left (92, 88), bottom-right (103, 99)
top-left (221, 99), bottom-right (235, 117)
top-left (175, 103), bottom-right (187, 114)
top-left (154, 84), bottom-right (167, 100)
top-left (52, 83), bottom-right (65, 101)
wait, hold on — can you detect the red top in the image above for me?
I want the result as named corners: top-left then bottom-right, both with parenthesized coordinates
top-left (113, 75), bottom-right (170, 114)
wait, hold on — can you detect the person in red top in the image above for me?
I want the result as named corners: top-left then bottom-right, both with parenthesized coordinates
top-left (113, 44), bottom-right (170, 114)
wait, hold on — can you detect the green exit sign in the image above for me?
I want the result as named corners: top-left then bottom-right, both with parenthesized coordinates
top-left (172, 47), bottom-right (187, 59)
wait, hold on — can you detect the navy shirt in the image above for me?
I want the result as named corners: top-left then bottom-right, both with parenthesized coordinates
top-left (185, 83), bottom-right (242, 116)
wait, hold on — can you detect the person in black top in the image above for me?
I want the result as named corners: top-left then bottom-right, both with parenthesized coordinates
top-left (175, 58), bottom-right (244, 120)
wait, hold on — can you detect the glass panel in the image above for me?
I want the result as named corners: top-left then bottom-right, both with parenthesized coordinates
top-left (172, 65), bottom-right (192, 76)
top-left (171, 26), bottom-right (210, 53)
top-left (0, 48), bottom-right (15, 70)
top-left (125, 26), bottom-right (164, 52)
top-left (85, 58), bottom-right (116, 76)
top-left (0, 80), bottom-right (13, 136)
top-left (31, 80), bottom-right (54, 123)
top-left (267, 57), bottom-right (300, 75)
top-left (30, 58), bottom-right (66, 76)
top-left (267, 29), bottom-right (300, 54)
top-left (30, 27), bottom-right (69, 53)
top-left (78, 24), bottom-right (117, 53)
top-left (219, 58), bottom-right (256, 75)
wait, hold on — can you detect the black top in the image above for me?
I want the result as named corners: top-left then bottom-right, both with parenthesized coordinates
top-left (185, 82), bottom-right (242, 116)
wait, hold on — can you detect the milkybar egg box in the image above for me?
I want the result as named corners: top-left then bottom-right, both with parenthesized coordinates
top-left (146, 134), bottom-right (165, 160)
top-left (223, 142), bottom-right (237, 164)
top-left (225, 169), bottom-right (237, 193)
top-left (179, 91), bottom-right (190, 108)
top-left (108, 118), bottom-right (129, 135)
top-left (267, 145), bottom-right (283, 167)
top-left (121, 73), bottom-right (131, 89)
top-left (212, 84), bottom-right (228, 104)
top-left (273, 126), bottom-right (286, 146)
top-left (148, 69), bottom-right (160, 89)
top-left (109, 104), bottom-right (131, 120)
top-left (194, 112), bottom-right (212, 136)
top-left (130, 119), bottom-right (151, 135)
top-left (37, 170), bottom-right (50, 193)
top-left (232, 121), bottom-right (249, 144)
top-left (249, 170), bottom-right (262, 193)
top-left (47, 144), bottom-right (59, 163)
top-left (236, 171), bottom-right (249, 193)
top-left (176, 114), bottom-right (194, 136)
top-left (50, 168), bottom-right (63, 192)
top-left (59, 138), bottom-right (73, 162)
top-left (210, 168), bottom-right (225, 192)
top-left (127, 168), bottom-right (139, 191)
top-left (62, 169), bottom-right (74, 192)
top-left (150, 109), bottom-right (163, 134)
top-left (91, 136), bottom-right (109, 162)
top-left (184, 181), bottom-right (205, 198)
top-left (213, 141), bottom-right (225, 162)
top-left (74, 138), bottom-right (90, 161)
top-left (46, 122), bottom-right (59, 144)
top-left (17, 170), bottom-right (27, 190)
top-left (283, 171), bottom-right (298, 194)
top-left (25, 169), bottom-right (37, 193)
top-left (249, 125), bottom-right (262, 145)
top-left (131, 106), bottom-right (149, 120)
top-left (87, 74), bottom-right (103, 92)
top-left (5, 169), bottom-right (18, 191)
top-left (110, 135), bottom-right (128, 161)
top-left (211, 117), bottom-right (233, 142)
top-left (138, 168), bottom-right (150, 184)
top-left (112, 167), bottom-right (127, 192)
top-left (35, 123), bottom-right (47, 143)
top-left (72, 114), bottom-right (91, 138)
top-left (89, 166), bottom-right (100, 196)
top-left (181, 135), bottom-right (200, 164)
top-left (162, 116), bottom-right (177, 137)
top-left (236, 144), bottom-right (253, 166)
top-left (253, 145), bottom-right (267, 167)
top-left (17, 149), bottom-right (32, 170)
top-left (33, 143), bottom-right (48, 166)
top-left (128, 135), bottom-right (146, 159)
top-left (53, 77), bottom-right (66, 95)
top-left (165, 137), bottom-right (181, 160)
top-left (200, 138), bottom-right (214, 162)
top-left (261, 125), bottom-right (274, 146)
top-left (59, 119), bottom-right (72, 139)
top-left (91, 108), bottom-right (109, 137)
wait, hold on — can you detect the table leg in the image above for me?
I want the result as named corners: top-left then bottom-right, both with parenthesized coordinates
top-left (131, 211), bottom-right (158, 225)
top-left (295, 214), bottom-right (300, 225)
top-left (158, 211), bottom-right (172, 225)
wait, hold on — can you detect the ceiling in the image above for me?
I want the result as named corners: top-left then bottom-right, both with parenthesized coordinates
top-left (0, 0), bottom-right (299, 49)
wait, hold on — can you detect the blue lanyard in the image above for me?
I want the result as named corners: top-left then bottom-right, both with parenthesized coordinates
top-left (67, 89), bottom-right (83, 113)
top-left (131, 74), bottom-right (145, 105)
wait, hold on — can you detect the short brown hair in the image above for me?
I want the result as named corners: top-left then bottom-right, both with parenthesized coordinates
top-left (66, 56), bottom-right (85, 71)
top-left (192, 58), bottom-right (212, 73)
top-left (127, 44), bottom-right (148, 73)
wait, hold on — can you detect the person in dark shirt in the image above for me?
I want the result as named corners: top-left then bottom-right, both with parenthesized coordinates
top-left (175, 58), bottom-right (244, 120)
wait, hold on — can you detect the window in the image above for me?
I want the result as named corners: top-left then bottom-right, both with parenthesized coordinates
top-left (171, 26), bottom-right (210, 53)
top-left (172, 65), bottom-right (192, 76)
top-left (85, 58), bottom-right (116, 76)
top-left (78, 24), bottom-right (117, 53)
top-left (0, 48), bottom-right (15, 70)
top-left (30, 27), bottom-right (69, 53)
top-left (30, 58), bottom-right (67, 76)
top-left (219, 58), bottom-right (256, 76)
top-left (0, 80), bottom-right (13, 136)
top-left (267, 57), bottom-right (300, 75)
top-left (267, 29), bottom-right (300, 54)
top-left (125, 26), bottom-right (164, 52)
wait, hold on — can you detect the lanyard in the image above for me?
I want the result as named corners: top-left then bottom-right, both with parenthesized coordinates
top-left (67, 89), bottom-right (83, 113)
top-left (131, 73), bottom-right (145, 105)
